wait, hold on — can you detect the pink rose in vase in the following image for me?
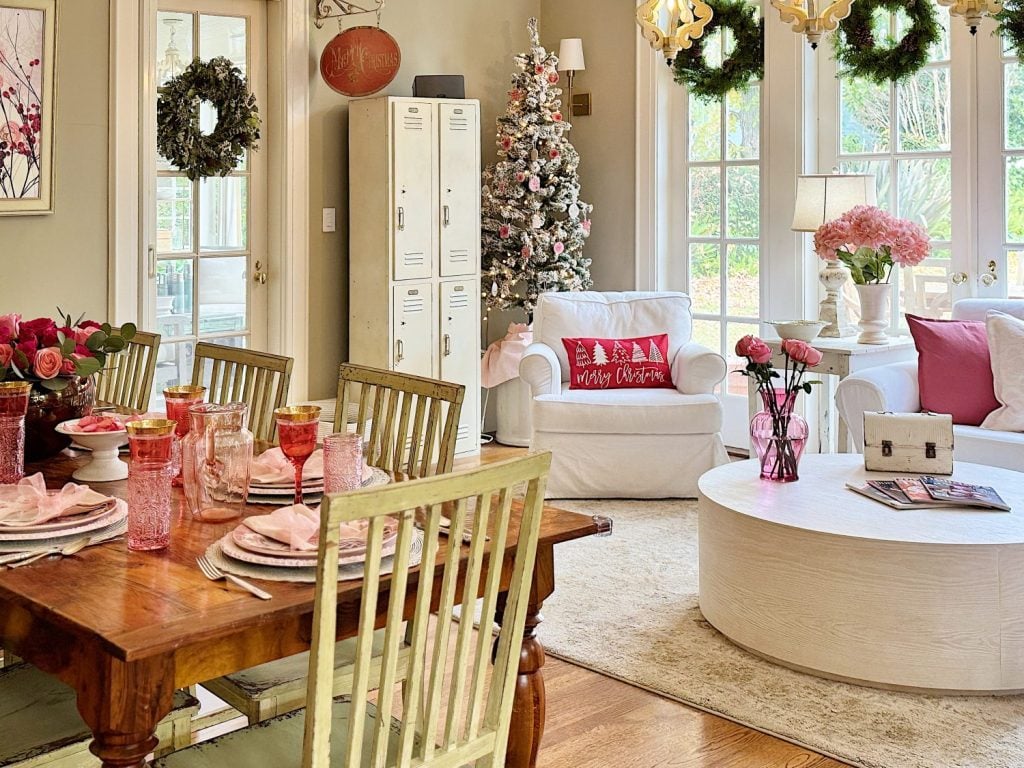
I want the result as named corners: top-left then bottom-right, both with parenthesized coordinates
top-left (33, 347), bottom-right (64, 380)
top-left (0, 345), bottom-right (12, 369)
top-left (0, 314), bottom-right (20, 343)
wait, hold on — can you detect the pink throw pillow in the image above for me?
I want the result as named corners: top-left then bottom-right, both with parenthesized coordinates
top-left (906, 314), bottom-right (999, 426)
top-left (562, 335), bottom-right (673, 390)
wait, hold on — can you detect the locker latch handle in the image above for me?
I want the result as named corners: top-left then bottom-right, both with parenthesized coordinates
top-left (397, 207), bottom-right (405, 231)
top-left (443, 205), bottom-right (450, 227)
top-left (396, 339), bottom-right (404, 364)
top-left (443, 334), bottom-right (452, 357)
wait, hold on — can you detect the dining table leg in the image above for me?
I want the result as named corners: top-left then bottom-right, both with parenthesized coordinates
top-left (498, 543), bottom-right (556, 768)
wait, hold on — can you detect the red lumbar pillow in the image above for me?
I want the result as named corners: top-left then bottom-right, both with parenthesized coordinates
top-left (906, 314), bottom-right (999, 426)
top-left (561, 334), bottom-right (673, 390)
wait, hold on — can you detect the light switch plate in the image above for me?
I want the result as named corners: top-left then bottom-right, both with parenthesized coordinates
top-left (322, 207), bottom-right (337, 233)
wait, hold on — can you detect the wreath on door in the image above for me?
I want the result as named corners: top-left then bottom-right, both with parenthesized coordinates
top-left (833, 0), bottom-right (941, 84)
top-left (672, 0), bottom-right (764, 102)
top-left (157, 56), bottom-right (261, 181)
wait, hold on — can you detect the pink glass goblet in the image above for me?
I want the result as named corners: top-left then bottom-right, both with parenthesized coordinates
top-left (274, 406), bottom-right (322, 506)
top-left (164, 385), bottom-right (206, 488)
top-left (126, 419), bottom-right (177, 551)
top-left (323, 432), bottom-right (364, 494)
top-left (0, 381), bottom-right (32, 485)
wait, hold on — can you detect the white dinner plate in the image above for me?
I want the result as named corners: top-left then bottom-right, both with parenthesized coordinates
top-left (0, 505), bottom-right (127, 542)
top-left (219, 528), bottom-right (398, 569)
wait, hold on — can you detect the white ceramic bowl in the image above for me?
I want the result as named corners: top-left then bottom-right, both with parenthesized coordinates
top-left (769, 320), bottom-right (827, 342)
top-left (55, 419), bottom-right (129, 482)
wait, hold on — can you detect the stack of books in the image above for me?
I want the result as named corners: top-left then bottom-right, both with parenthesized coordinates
top-left (847, 476), bottom-right (1011, 512)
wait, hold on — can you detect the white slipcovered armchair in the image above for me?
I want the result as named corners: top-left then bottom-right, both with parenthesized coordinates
top-left (519, 291), bottom-right (729, 498)
top-left (835, 298), bottom-right (1024, 471)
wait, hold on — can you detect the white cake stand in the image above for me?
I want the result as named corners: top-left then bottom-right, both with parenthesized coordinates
top-left (55, 420), bottom-right (129, 482)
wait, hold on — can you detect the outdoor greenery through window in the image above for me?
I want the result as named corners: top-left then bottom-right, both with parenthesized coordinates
top-left (686, 0), bottom-right (761, 396)
top-left (1003, 33), bottom-right (1024, 298)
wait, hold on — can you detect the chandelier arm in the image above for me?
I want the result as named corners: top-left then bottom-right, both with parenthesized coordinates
top-left (820, 0), bottom-right (856, 30)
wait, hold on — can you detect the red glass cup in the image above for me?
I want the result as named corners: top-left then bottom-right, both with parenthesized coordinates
top-left (274, 405), bottom-right (322, 506)
top-left (0, 381), bottom-right (32, 484)
top-left (125, 419), bottom-right (177, 551)
top-left (323, 432), bottom-right (364, 494)
top-left (164, 385), bottom-right (206, 487)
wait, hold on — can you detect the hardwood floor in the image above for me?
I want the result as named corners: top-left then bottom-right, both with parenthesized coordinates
top-left (463, 441), bottom-right (847, 768)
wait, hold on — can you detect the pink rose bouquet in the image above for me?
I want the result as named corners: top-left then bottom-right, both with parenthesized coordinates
top-left (0, 309), bottom-right (136, 393)
top-left (813, 205), bottom-right (930, 284)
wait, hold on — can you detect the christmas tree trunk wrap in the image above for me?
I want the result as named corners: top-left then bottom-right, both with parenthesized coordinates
top-left (482, 18), bottom-right (594, 315)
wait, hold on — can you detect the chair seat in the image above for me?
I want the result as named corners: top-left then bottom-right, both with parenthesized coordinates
top-left (153, 698), bottom-right (404, 768)
top-left (533, 386), bottom-right (722, 435)
top-left (0, 664), bottom-right (198, 767)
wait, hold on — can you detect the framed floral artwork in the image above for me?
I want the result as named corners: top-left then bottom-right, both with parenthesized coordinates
top-left (0, 0), bottom-right (55, 215)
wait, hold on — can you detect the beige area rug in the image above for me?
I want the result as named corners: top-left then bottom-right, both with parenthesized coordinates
top-left (540, 499), bottom-right (1024, 768)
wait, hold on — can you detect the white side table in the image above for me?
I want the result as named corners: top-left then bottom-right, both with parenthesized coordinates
top-left (747, 336), bottom-right (917, 452)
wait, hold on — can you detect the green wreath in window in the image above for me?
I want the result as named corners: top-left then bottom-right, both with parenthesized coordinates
top-left (997, 2), bottom-right (1024, 61)
top-left (833, 0), bottom-right (940, 85)
top-left (157, 57), bottom-right (261, 182)
top-left (672, 0), bottom-right (764, 102)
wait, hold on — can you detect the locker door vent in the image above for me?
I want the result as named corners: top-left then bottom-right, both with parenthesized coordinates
top-left (447, 248), bottom-right (471, 265)
top-left (402, 252), bottom-right (427, 267)
top-left (447, 115), bottom-right (470, 132)
top-left (447, 292), bottom-right (471, 310)
top-left (402, 295), bottom-right (426, 314)
top-left (402, 114), bottom-right (425, 131)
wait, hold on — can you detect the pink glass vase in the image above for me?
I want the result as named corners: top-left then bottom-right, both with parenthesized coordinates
top-left (126, 419), bottom-right (177, 551)
top-left (750, 388), bottom-right (809, 483)
top-left (0, 382), bottom-right (31, 484)
top-left (182, 403), bottom-right (253, 523)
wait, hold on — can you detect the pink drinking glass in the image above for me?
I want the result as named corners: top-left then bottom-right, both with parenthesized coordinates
top-left (164, 385), bottom-right (206, 488)
top-left (323, 432), bottom-right (364, 494)
top-left (125, 419), bottom-right (177, 551)
top-left (0, 381), bottom-right (32, 485)
top-left (274, 406), bottom-right (321, 506)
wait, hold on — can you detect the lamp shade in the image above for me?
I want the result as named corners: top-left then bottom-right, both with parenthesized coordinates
top-left (558, 38), bottom-right (586, 72)
top-left (791, 174), bottom-right (877, 232)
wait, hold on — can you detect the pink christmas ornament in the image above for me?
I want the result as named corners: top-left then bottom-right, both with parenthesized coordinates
top-left (548, 72), bottom-right (559, 84)
top-left (528, 176), bottom-right (541, 192)
top-left (499, 224), bottom-right (511, 239)
top-left (554, 242), bottom-right (565, 255)
top-left (549, 149), bottom-right (560, 160)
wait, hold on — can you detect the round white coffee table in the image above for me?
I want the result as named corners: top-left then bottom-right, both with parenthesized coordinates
top-left (698, 454), bottom-right (1024, 693)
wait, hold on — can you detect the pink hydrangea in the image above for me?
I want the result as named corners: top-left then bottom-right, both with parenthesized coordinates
top-left (845, 205), bottom-right (896, 250)
top-left (813, 218), bottom-right (852, 261)
top-left (889, 219), bottom-right (931, 266)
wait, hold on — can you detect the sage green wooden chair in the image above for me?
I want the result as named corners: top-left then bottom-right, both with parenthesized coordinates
top-left (156, 453), bottom-right (551, 768)
top-left (191, 343), bottom-right (292, 443)
top-left (0, 663), bottom-right (198, 767)
top-left (199, 365), bottom-right (466, 726)
top-left (95, 328), bottom-right (161, 412)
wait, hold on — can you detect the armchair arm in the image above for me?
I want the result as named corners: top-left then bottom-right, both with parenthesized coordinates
top-left (673, 342), bottom-right (728, 395)
top-left (519, 343), bottom-right (562, 397)
top-left (835, 360), bottom-right (921, 453)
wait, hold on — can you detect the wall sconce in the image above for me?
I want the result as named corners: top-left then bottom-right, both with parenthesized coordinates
top-left (558, 38), bottom-right (591, 117)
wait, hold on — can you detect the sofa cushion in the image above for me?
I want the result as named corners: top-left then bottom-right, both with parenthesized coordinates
top-left (954, 424), bottom-right (1024, 471)
top-left (534, 292), bottom-right (693, 381)
top-left (561, 334), bottom-right (673, 390)
top-left (907, 314), bottom-right (998, 427)
top-left (981, 311), bottom-right (1024, 433)
top-left (532, 386), bottom-right (722, 435)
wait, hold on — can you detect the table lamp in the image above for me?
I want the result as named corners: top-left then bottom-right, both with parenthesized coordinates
top-left (558, 38), bottom-right (590, 117)
top-left (792, 173), bottom-right (876, 338)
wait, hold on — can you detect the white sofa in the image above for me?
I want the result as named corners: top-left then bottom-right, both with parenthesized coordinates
top-left (835, 299), bottom-right (1024, 471)
top-left (519, 291), bottom-right (730, 498)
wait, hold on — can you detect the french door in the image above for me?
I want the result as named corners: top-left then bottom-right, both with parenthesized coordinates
top-left (145, 0), bottom-right (268, 407)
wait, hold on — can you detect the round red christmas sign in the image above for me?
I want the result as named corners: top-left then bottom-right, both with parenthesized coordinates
top-left (320, 26), bottom-right (401, 97)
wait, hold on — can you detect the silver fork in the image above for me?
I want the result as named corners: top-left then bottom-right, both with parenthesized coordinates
top-left (196, 555), bottom-right (272, 600)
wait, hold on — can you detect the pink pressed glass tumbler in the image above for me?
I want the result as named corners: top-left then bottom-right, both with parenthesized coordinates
top-left (0, 381), bottom-right (32, 485)
top-left (323, 433), bottom-right (363, 494)
top-left (164, 385), bottom-right (206, 488)
top-left (125, 419), bottom-right (177, 551)
top-left (274, 405), bottom-right (321, 506)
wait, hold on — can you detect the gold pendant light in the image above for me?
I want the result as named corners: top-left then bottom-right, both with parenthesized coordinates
top-left (770, 0), bottom-right (856, 48)
top-left (636, 0), bottom-right (714, 65)
top-left (936, 0), bottom-right (1002, 35)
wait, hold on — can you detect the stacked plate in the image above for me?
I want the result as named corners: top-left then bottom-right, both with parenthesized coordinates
top-left (219, 517), bottom-right (399, 570)
top-left (247, 477), bottom-right (326, 505)
top-left (0, 496), bottom-right (127, 557)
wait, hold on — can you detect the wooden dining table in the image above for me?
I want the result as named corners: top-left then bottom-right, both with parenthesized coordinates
top-left (0, 449), bottom-right (603, 768)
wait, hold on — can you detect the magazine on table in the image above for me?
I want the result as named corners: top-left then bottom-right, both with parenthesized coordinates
top-left (846, 476), bottom-right (1011, 512)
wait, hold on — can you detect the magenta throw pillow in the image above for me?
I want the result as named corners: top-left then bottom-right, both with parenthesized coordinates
top-left (906, 314), bottom-right (999, 426)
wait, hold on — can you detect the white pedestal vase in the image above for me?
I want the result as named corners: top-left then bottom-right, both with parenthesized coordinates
top-left (495, 377), bottom-right (533, 447)
top-left (855, 284), bottom-right (891, 345)
top-left (818, 260), bottom-right (856, 338)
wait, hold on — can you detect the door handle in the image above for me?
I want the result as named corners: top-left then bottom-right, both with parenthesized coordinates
top-left (395, 339), bottom-right (404, 364)
top-left (443, 333), bottom-right (451, 357)
top-left (443, 205), bottom-right (450, 227)
top-left (979, 259), bottom-right (999, 287)
top-left (397, 207), bottom-right (405, 231)
top-left (951, 271), bottom-right (968, 285)
top-left (253, 260), bottom-right (268, 285)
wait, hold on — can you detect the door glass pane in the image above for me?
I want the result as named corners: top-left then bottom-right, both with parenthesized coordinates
top-left (689, 244), bottom-right (721, 315)
top-left (898, 158), bottom-right (951, 239)
top-left (840, 78), bottom-right (890, 154)
top-left (726, 322), bottom-right (760, 396)
top-left (1007, 250), bottom-right (1024, 298)
top-left (689, 167), bottom-right (721, 237)
top-left (841, 159), bottom-right (891, 211)
top-left (726, 86), bottom-right (759, 161)
top-left (900, 248), bottom-right (952, 320)
top-left (897, 68), bottom-right (950, 152)
top-left (199, 257), bottom-right (248, 335)
top-left (1006, 63), bottom-right (1024, 150)
top-left (153, 340), bottom-right (195, 408)
top-left (689, 96), bottom-right (721, 162)
top-left (1007, 157), bottom-right (1024, 242)
top-left (156, 259), bottom-right (194, 336)
top-left (691, 318), bottom-right (721, 355)
top-left (156, 177), bottom-right (193, 252)
top-left (156, 12), bottom-right (192, 87)
top-left (726, 166), bottom-right (759, 238)
top-left (200, 177), bottom-right (248, 251)
top-left (200, 15), bottom-right (247, 72)
top-left (726, 244), bottom-right (759, 317)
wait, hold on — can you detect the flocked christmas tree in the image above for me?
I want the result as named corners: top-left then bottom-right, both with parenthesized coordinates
top-left (482, 18), bottom-right (593, 316)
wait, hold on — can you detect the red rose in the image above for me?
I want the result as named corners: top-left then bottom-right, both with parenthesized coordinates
top-left (781, 339), bottom-right (823, 366)
top-left (78, 320), bottom-right (102, 331)
top-left (0, 344), bottom-right (12, 369)
top-left (15, 338), bottom-right (37, 364)
top-left (18, 317), bottom-right (56, 343)
top-left (736, 335), bottom-right (772, 364)
top-left (60, 357), bottom-right (76, 375)
top-left (0, 314), bottom-right (20, 343)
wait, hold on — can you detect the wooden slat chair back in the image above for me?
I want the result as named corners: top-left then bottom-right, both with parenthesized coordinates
top-left (94, 328), bottom-right (161, 412)
top-left (335, 364), bottom-right (465, 479)
top-left (191, 343), bottom-right (293, 443)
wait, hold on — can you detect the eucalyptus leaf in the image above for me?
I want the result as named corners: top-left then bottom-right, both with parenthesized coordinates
top-left (86, 331), bottom-right (108, 352)
top-left (119, 323), bottom-right (137, 342)
top-left (39, 377), bottom-right (70, 392)
top-left (104, 336), bottom-right (126, 352)
top-left (74, 357), bottom-right (102, 378)
top-left (61, 338), bottom-right (76, 356)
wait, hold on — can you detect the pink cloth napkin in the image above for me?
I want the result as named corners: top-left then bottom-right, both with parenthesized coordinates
top-left (481, 323), bottom-right (533, 389)
top-left (243, 504), bottom-right (370, 551)
top-left (0, 473), bottom-right (111, 527)
top-left (250, 447), bottom-right (325, 485)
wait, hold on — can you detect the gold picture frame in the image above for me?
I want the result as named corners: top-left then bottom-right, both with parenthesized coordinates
top-left (0, 0), bottom-right (56, 215)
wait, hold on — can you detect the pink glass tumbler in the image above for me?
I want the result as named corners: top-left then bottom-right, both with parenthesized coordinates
top-left (126, 419), bottom-right (177, 551)
top-left (164, 385), bottom-right (206, 488)
top-left (323, 433), bottom-right (364, 494)
top-left (0, 381), bottom-right (31, 485)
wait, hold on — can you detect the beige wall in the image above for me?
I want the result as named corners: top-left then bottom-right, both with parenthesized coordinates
top-left (0, 0), bottom-right (109, 321)
top-left (308, 0), bottom-right (541, 398)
